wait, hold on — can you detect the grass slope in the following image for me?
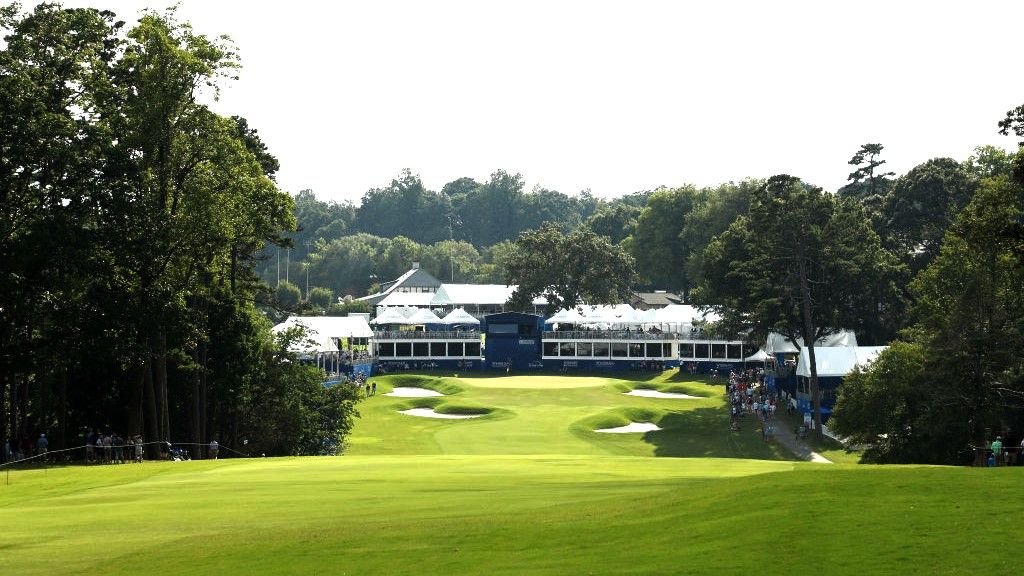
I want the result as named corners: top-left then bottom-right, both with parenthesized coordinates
top-left (2, 371), bottom-right (1021, 575)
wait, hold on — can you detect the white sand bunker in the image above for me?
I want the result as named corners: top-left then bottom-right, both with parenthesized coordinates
top-left (386, 387), bottom-right (444, 397)
top-left (626, 389), bottom-right (699, 399)
top-left (399, 408), bottom-right (482, 419)
top-left (595, 422), bottom-right (662, 433)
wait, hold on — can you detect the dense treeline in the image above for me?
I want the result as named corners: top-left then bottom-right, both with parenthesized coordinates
top-left (4, 5), bottom-right (1021, 466)
top-left (0, 5), bottom-right (357, 462)
top-left (830, 138), bottom-right (1024, 463)
top-left (276, 127), bottom-right (1023, 462)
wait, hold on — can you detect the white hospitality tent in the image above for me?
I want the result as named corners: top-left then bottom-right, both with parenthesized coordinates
top-left (796, 346), bottom-right (888, 378)
top-left (405, 308), bottom-right (444, 325)
top-left (579, 304), bottom-right (638, 328)
top-left (765, 330), bottom-right (859, 355)
top-left (271, 316), bottom-right (373, 356)
top-left (546, 307), bottom-right (588, 326)
top-left (744, 349), bottom-right (771, 363)
top-left (633, 304), bottom-right (720, 334)
top-left (441, 307), bottom-right (480, 326)
top-left (369, 308), bottom-right (410, 326)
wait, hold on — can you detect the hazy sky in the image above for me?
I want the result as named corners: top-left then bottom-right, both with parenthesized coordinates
top-left (55, 0), bottom-right (1024, 203)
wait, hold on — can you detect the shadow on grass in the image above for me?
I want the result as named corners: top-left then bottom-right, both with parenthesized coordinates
top-left (664, 370), bottom-right (718, 385)
top-left (644, 408), bottom-right (792, 461)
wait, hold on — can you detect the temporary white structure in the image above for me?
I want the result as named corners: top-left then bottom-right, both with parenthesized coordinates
top-left (765, 330), bottom-right (859, 355)
top-left (271, 316), bottom-right (373, 355)
top-left (441, 307), bottom-right (480, 326)
top-left (580, 304), bottom-right (637, 326)
top-left (744, 349), bottom-right (771, 362)
top-left (634, 304), bottom-right (718, 333)
top-left (369, 308), bottom-right (410, 326)
top-left (796, 346), bottom-right (887, 378)
top-left (405, 308), bottom-right (444, 325)
top-left (546, 308), bottom-right (587, 325)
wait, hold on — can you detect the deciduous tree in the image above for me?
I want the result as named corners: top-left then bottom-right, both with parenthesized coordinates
top-left (505, 223), bottom-right (636, 314)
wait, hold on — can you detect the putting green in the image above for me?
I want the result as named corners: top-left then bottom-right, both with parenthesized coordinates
top-left (348, 371), bottom-right (790, 460)
top-left (451, 374), bottom-right (613, 388)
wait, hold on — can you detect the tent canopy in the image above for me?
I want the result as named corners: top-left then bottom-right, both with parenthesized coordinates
top-left (546, 308), bottom-right (587, 325)
top-left (744, 349), bottom-right (770, 362)
top-left (796, 346), bottom-right (887, 378)
top-left (765, 330), bottom-right (859, 355)
top-left (441, 307), bottom-right (480, 326)
top-left (405, 308), bottom-right (444, 325)
top-left (579, 304), bottom-right (637, 325)
top-left (369, 308), bottom-right (410, 325)
top-left (271, 316), bottom-right (373, 355)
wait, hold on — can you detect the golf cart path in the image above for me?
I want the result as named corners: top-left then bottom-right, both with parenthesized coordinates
top-left (772, 420), bottom-right (832, 464)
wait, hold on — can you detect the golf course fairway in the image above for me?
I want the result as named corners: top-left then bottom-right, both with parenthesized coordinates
top-left (2, 371), bottom-right (1021, 575)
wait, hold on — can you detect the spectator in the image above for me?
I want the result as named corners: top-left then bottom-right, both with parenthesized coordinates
top-left (990, 436), bottom-right (1003, 467)
top-left (112, 433), bottom-right (124, 463)
top-left (85, 428), bottom-right (96, 463)
top-left (209, 439), bottom-right (219, 460)
top-left (37, 433), bottom-right (49, 459)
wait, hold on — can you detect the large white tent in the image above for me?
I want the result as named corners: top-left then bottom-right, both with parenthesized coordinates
top-left (744, 349), bottom-right (771, 362)
top-left (640, 304), bottom-right (718, 333)
top-left (765, 330), bottom-right (859, 355)
top-left (546, 307), bottom-right (588, 325)
top-left (369, 308), bottom-right (410, 326)
top-left (272, 316), bottom-right (373, 355)
top-left (406, 308), bottom-right (444, 325)
top-left (796, 346), bottom-right (887, 378)
top-left (579, 304), bottom-right (637, 327)
top-left (441, 307), bottom-right (480, 326)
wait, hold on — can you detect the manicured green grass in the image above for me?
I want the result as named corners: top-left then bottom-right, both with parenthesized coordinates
top-left (3, 370), bottom-right (1022, 575)
top-left (353, 371), bottom-right (785, 459)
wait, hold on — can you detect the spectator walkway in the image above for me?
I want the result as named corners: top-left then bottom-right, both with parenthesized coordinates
top-left (772, 422), bottom-right (832, 463)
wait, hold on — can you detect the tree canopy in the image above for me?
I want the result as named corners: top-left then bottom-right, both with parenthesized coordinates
top-left (0, 4), bottom-right (356, 460)
top-left (694, 175), bottom-right (897, 434)
top-left (505, 223), bottom-right (637, 314)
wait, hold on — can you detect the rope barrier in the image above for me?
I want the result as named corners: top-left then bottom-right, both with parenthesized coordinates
top-left (0, 439), bottom-right (248, 471)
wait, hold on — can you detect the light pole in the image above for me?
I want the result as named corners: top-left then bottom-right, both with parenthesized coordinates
top-left (303, 239), bottom-right (315, 299)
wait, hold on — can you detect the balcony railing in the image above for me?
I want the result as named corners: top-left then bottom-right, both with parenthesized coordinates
top-left (374, 330), bottom-right (481, 340)
top-left (542, 330), bottom-right (681, 341)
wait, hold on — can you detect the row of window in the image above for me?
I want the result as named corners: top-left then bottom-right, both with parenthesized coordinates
top-left (543, 341), bottom-right (674, 359)
top-left (678, 342), bottom-right (744, 360)
top-left (377, 341), bottom-right (482, 358)
top-left (395, 286), bottom-right (437, 293)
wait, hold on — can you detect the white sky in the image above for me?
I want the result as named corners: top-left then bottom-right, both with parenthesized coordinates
top-left (54, 1), bottom-right (1024, 203)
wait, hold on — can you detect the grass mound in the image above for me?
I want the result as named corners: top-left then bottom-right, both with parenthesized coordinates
top-left (371, 374), bottom-right (464, 395)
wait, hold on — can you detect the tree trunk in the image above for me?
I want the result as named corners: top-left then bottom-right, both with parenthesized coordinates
top-left (798, 257), bottom-right (824, 440)
top-left (58, 368), bottom-right (68, 451)
top-left (155, 332), bottom-right (170, 443)
top-left (127, 370), bottom-right (143, 437)
top-left (1, 371), bottom-right (8, 462)
top-left (199, 339), bottom-right (208, 454)
top-left (142, 360), bottom-right (160, 459)
top-left (191, 347), bottom-right (202, 459)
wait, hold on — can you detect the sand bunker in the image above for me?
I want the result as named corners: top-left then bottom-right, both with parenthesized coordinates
top-left (386, 387), bottom-right (444, 397)
top-left (595, 422), bottom-right (662, 433)
top-left (625, 389), bottom-right (699, 399)
top-left (399, 408), bottom-right (482, 419)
